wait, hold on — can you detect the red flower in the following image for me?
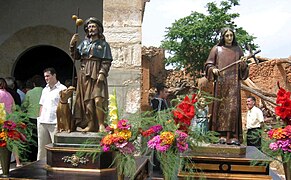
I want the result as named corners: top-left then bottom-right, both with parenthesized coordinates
top-left (275, 106), bottom-right (288, 119)
top-left (275, 86), bottom-right (291, 122)
top-left (276, 88), bottom-right (291, 104)
top-left (0, 141), bottom-right (6, 147)
top-left (141, 129), bottom-right (155, 137)
top-left (7, 130), bottom-right (21, 140)
top-left (173, 94), bottom-right (196, 132)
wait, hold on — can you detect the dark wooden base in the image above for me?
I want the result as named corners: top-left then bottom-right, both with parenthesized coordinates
top-left (7, 156), bottom-right (150, 180)
top-left (178, 146), bottom-right (272, 179)
top-left (46, 132), bottom-right (113, 171)
top-left (45, 143), bottom-right (114, 171)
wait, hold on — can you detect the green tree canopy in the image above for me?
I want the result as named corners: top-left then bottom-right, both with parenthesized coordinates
top-left (161, 0), bottom-right (258, 77)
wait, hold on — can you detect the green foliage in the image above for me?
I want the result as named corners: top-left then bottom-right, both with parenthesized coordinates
top-left (161, 0), bottom-right (258, 77)
top-left (114, 153), bottom-right (137, 179)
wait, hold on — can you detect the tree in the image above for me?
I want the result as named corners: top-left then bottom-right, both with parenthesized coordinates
top-left (161, 0), bottom-right (258, 77)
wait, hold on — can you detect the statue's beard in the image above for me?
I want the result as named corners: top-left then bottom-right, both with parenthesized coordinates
top-left (88, 31), bottom-right (97, 37)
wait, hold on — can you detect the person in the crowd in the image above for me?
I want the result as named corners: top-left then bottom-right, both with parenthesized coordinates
top-left (150, 83), bottom-right (169, 112)
top-left (22, 75), bottom-right (44, 161)
top-left (24, 78), bottom-right (34, 93)
top-left (16, 80), bottom-right (26, 103)
top-left (246, 96), bottom-right (264, 150)
top-left (69, 17), bottom-right (113, 132)
top-left (4, 77), bottom-right (21, 106)
top-left (0, 78), bottom-right (22, 167)
top-left (37, 68), bottom-right (66, 160)
top-left (204, 27), bottom-right (249, 146)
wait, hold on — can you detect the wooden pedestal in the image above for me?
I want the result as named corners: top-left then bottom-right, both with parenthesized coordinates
top-left (45, 132), bottom-right (114, 172)
top-left (178, 146), bottom-right (272, 179)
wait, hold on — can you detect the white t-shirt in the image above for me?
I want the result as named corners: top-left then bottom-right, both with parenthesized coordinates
top-left (38, 81), bottom-right (66, 124)
top-left (246, 106), bottom-right (264, 129)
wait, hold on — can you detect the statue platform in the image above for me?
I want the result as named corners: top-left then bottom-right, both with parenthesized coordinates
top-left (7, 156), bottom-right (150, 179)
top-left (45, 131), bottom-right (113, 172)
top-left (178, 145), bottom-right (273, 179)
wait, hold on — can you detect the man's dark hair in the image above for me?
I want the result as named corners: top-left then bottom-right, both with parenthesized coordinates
top-left (32, 75), bottom-right (45, 87)
top-left (247, 95), bottom-right (256, 103)
top-left (156, 83), bottom-right (167, 95)
top-left (43, 67), bottom-right (57, 76)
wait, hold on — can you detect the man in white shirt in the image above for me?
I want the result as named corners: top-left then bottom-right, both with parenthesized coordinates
top-left (246, 96), bottom-right (264, 150)
top-left (37, 68), bottom-right (67, 160)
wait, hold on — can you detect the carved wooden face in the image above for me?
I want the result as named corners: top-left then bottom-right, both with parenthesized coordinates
top-left (224, 30), bottom-right (234, 46)
top-left (87, 23), bottom-right (99, 37)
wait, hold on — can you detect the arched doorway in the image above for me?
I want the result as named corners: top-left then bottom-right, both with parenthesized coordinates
top-left (13, 45), bottom-right (76, 85)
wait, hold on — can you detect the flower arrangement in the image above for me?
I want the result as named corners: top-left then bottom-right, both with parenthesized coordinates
top-left (0, 103), bottom-right (33, 159)
top-left (79, 89), bottom-right (138, 179)
top-left (268, 125), bottom-right (291, 153)
top-left (266, 84), bottom-right (291, 152)
top-left (138, 94), bottom-right (197, 179)
top-left (101, 119), bottom-right (135, 154)
top-left (144, 124), bottom-right (189, 153)
top-left (261, 83), bottom-right (291, 173)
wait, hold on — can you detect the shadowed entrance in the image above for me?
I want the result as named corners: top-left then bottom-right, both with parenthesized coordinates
top-left (13, 45), bottom-right (75, 84)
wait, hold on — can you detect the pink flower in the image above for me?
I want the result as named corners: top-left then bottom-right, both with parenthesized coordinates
top-left (3, 120), bottom-right (17, 130)
top-left (269, 142), bottom-right (278, 151)
top-left (268, 129), bottom-right (274, 139)
top-left (102, 145), bottom-right (110, 152)
top-left (156, 143), bottom-right (170, 152)
top-left (119, 142), bottom-right (135, 154)
top-left (147, 135), bottom-right (161, 149)
top-left (117, 119), bottom-right (131, 130)
top-left (176, 130), bottom-right (188, 141)
top-left (151, 125), bottom-right (163, 133)
top-left (115, 140), bottom-right (128, 148)
top-left (177, 141), bottom-right (188, 152)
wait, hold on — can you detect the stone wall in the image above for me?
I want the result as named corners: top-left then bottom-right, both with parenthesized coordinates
top-left (104, 0), bottom-right (144, 114)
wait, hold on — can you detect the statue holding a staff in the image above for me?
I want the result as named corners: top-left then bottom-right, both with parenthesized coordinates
top-left (70, 17), bottom-right (113, 132)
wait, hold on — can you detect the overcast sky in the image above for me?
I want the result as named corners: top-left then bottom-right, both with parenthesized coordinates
top-left (142, 0), bottom-right (291, 58)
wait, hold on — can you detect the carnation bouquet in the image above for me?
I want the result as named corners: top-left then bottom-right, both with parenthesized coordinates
top-left (78, 90), bottom-right (138, 179)
top-left (139, 94), bottom-right (197, 179)
top-left (261, 83), bottom-right (291, 177)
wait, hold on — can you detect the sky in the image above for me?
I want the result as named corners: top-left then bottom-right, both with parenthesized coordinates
top-left (142, 0), bottom-right (291, 59)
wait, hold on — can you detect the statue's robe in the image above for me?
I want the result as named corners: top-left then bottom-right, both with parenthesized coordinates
top-left (204, 45), bottom-right (248, 142)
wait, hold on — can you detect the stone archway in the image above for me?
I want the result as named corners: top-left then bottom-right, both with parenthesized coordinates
top-left (13, 45), bottom-right (75, 84)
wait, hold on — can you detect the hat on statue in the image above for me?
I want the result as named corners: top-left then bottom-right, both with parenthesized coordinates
top-left (83, 17), bottom-right (104, 34)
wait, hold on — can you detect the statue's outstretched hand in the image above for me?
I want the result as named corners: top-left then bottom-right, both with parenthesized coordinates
top-left (239, 56), bottom-right (248, 69)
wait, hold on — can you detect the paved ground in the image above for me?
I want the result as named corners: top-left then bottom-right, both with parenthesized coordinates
top-left (0, 161), bottom-right (32, 175)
